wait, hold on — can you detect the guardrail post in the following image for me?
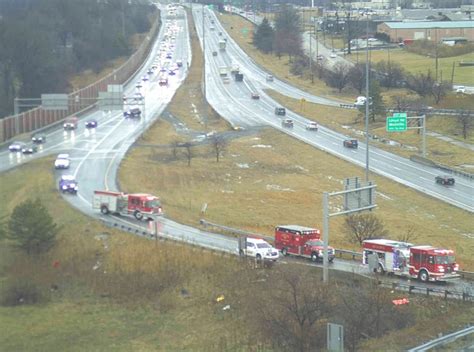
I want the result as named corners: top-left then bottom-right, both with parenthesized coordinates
top-left (409, 285), bottom-right (415, 294)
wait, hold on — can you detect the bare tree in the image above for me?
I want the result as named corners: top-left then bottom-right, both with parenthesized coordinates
top-left (406, 71), bottom-right (435, 97)
top-left (348, 64), bottom-right (365, 94)
top-left (344, 213), bottom-right (388, 245)
top-left (324, 62), bottom-right (351, 93)
top-left (250, 266), bottom-right (332, 352)
top-left (397, 226), bottom-right (418, 243)
top-left (171, 140), bottom-right (183, 160)
top-left (182, 142), bottom-right (194, 166)
top-left (431, 81), bottom-right (451, 104)
top-left (210, 134), bottom-right (227, 162)
top-left (457, 110), bottom-right (472, 140)
top-left (374, 61), bottom-right (405, 89)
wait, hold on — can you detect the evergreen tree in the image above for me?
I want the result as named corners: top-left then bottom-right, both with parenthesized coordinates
top-left (8, 198), bottom-right (58, 255)
top-left (273, 5), bottom-right (302, 60)
top-left (253, 18), bottom-right (274, 53)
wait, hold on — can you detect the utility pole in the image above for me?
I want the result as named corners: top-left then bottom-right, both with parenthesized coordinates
top-left (435, 27), bottom-right (439, 82)
top-left (202, 3), bottom-right (206, 99)
top-left (365, 15), bottom-right (370, 182)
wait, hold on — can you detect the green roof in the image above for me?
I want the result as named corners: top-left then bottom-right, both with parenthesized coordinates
top-left (384, 21), bottom-right (474, 29)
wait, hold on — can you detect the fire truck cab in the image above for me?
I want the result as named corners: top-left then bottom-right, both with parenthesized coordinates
top-left (275, 225), bottom-right (335, 262)
top-left (362, 239), bottom-right (460, 282)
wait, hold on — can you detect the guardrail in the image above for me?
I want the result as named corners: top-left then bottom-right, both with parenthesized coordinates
top-left (410, 155), bottom-right (474, 180)
top-left (199, 219), bottom-right (274, 241)
top-left (379, 281), bottom-right (473, 302)
top-left (407, 325), bottom-right (474, 352)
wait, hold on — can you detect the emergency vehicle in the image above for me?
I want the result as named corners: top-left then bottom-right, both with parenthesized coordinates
top-left (93, 190), bottom-right (163, 221)
top-left (275, 225), bottom-right (335, 263)
top-left (362, 239), bottom-right (460, 282)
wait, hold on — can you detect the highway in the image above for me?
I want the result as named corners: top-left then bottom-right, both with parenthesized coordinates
top-left (0, 6), bottom-right (471, 296)
top-left (192, 6), bottom-right (474, 213)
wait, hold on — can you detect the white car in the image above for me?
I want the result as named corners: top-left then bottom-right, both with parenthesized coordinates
top-left (306, 122), bottom-right (318, 131)
top-left (241, 237), bottom-right (279, 261)
top-left (54, 154), bottom-right (70, 169)
top-left (456, 86), bottom-right (466, 94)
top-left (329, 52), bottom-right (337, 59)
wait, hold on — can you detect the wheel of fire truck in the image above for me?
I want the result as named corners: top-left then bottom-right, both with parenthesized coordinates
top-left (134, 210), bottom-right (143, 220)
top-left (256, 254), bottom-right (262, 263)
top-left (418, 270), bottom-right (429, 282)
top-left (281, 248), bottom-right (288, 256)
top-left (311, 252), bottom-right (319, 262)
top-left (100, 206), bottom-right (109, 215)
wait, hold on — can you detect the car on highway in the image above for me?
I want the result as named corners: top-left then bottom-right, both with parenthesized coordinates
top-left (21, 144), bottom-right (38, 154)
top-left (266, 75), bottom-right (274, 82)
top-left (275, 107), bottom-right (286, 116)
top-left (240, 237), bottom-right (279, 262)
top-left (136, 81), bottom-right (143, 89)
top-left (166, 53), bottom-right (172, 59)
top-left (330, 52), bottom-right (337, 58)
top-left (317, 55), bottom-right (324, 60)
top-left (142, 75), bottom-right (149, 81)
top-left (63, 116), bottom-right (78, 130)
top-left (212, 51), bottom-right (218, 56)
top-left (222, 77), bottom-right (230, 84)
top-left (176, 60), bottom-right (183, 67)
top-left (306, 121), bottom-right (318, 131)
top-left (59, 175), bottom-right (78, 194)
top-left (168, 69), bottom-right (176, 76)
top-left (85, 119), bottom-right (98, 129)
top-left (133, 92), bottom-right (144, 101)
top-left (147, 69), bottom-right (154, 75)
top-left (54, 154), bottom-right (70, 169)
top-left (8, 141), bottom-right (27, 152)
top-left (159, 77), bottom-right (168, 86)
top-left (31, 134), bottom-right (46, 144)
top-left (435, 175), bottom-right (455, 186)
top-left (282, 119), bottom-right (294, 128)
top-left (124, 107), bottom-right (141, 118)
top-left (251, 92), bottom-right (260, 99)
top-left (343, 139), bottom-right (358, 149)
top-left (456, 86), bottom-right (466, 94)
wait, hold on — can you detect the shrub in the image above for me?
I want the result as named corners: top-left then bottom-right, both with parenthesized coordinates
top-left (0, 278), bottom-right (49, 306)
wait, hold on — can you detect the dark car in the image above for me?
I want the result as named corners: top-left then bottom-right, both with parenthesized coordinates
top-left (85, 120), bottom-right (98, 129)
top-left (212, 51), bottom-right (218, 56)
top-left (275, 107), bottom-right (286, 116)
top-left (282, 119), bottom-right (294, 128)
top-left (176, 60), bottom-right (183, 67)
top-left (21, 144), bottom-right (38, 154)
top-left (32, 134), bottom-right (46, 144)
top-left (124, 108), bottom-right (141, 118)
top-left (59, 175), bottom-right (78, 194)
top-left (147, 69), bottom-right (154, 75)
top-left (251, 92), bottom-right (260, 100)
top-left (435, 175), bottom-right (455, 186)
top-left (168, 69), bottom-right (176, 76)
top-left (8, 141), bottom-right (27, 152)
top-left (343, 139), bottom-right (358, 149)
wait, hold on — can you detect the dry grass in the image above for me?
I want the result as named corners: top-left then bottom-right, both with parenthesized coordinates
top-left (120, 116), bottom-right (474, 269)
top-left (348, 48), bottom-right (474, 86)
top-left (266, 90), bottom-right (474, 171)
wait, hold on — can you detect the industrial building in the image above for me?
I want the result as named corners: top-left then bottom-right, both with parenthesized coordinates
top-left (377, 21), bottom-right (474, 42)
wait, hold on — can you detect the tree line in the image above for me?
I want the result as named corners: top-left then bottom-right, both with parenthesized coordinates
top-left (0, 0), bottom-right (155, 118)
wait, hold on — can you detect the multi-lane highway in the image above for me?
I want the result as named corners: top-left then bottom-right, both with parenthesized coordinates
top-left (0, 5), bottom-right (471, 294)
top-left (192, 6), bottom-right (474, 213)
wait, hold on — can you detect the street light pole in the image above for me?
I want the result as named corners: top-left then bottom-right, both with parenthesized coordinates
top-left (202, 4), bottom-right (206, 99)
top-left (365, 15), bottom-right (370, 182)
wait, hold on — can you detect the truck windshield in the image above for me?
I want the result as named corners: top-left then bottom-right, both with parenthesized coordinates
top-left (257, 243), bottom-right (271, 249)
top-left (145, 199), bottom-right (160, 208)
top-left (435, 256), bottom-right (455, 265)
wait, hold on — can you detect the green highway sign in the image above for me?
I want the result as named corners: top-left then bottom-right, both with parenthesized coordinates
top-left (386, 113), bottom-right (407, 132)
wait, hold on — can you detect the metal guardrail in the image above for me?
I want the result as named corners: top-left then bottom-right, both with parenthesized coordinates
top-left (407, 325), bottom-right (474, 352)
top-left (410, 155), bottom-right (474, 180)
top-left (379, 281), bottom-right (473, 302)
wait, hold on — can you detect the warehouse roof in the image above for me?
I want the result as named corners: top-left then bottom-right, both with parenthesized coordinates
top-left (383, 21), bottom-right (474, 29)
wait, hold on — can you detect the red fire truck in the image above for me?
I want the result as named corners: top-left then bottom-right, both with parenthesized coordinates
top-left (362, 239), bottom-right (460, 282)
top-left (93, 190), bottom-right (163, 220)
top-left (275, 225), bottom-right (335, 263)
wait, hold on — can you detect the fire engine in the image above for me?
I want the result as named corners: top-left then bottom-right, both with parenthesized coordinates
top-left (93, 190), bottom-right (163, 221)
top-left (275, 225), bottom-right (335, 263)
top-left (362, 239), bottom-right (460, 282)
